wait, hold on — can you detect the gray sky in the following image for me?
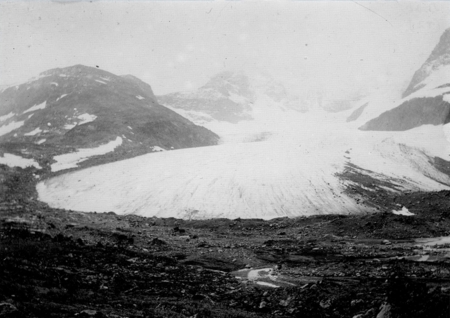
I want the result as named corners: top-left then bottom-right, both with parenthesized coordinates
top-left (1, 1), bottom-right (449, 99)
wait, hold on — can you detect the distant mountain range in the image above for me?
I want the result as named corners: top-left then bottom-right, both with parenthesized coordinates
top-left (0, 65), bottom-right (218, 172)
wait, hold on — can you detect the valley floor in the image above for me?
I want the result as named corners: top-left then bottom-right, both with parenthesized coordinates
top-left (1, 184), bottom-right (450, 317)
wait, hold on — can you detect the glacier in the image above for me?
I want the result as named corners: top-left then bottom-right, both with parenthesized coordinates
top-left (37, 110), bottom-right (450, 220)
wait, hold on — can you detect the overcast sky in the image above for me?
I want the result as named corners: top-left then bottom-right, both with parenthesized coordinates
top-left (1, 1), bottom-right (449, 99)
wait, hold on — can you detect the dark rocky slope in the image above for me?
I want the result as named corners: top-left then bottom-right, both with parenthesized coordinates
top-left (360, 96), bottom-right (450, 131)
top-left (0, 65), bottom-right (218, 172)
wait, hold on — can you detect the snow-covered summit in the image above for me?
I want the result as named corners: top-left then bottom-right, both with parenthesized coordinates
top-left (344, 28), bottom-right (450, 132)
top-left (158, 71), bottom-right (306, 143)
top-left (159, 71), bottom-right (305, 121)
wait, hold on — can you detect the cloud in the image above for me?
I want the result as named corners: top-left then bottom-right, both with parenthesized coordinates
top-left (186, 44), bottom-right (195, 52)
top-left (176, 53), bottom-right (187, 63)
top-left (51, 0), bottom-right (97, 4)
top-left (238, 33), bottom-right (248, 43)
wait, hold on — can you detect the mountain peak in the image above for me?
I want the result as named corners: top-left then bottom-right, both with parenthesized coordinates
top-left (39, 64), bottom-right (115, 79)
top-left (402, 28), bottom-right (450, 98)
top-left (426, 28), bottom-right (450, 63)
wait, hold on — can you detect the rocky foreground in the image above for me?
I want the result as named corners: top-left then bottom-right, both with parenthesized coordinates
top-left (1, 166), bottom-right (450, 317)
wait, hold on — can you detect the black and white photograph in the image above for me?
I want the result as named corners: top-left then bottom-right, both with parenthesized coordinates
top-left (0, 0), bottom-right (450, 317)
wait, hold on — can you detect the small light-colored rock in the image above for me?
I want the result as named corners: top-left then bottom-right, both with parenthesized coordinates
top-left (376, 303), bottom-right (392, 318)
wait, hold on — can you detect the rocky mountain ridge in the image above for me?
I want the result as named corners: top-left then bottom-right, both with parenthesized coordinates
top-left (403, 28), bottom-right (450, 98)
top-left (0, 65), bottom-right (218, 172)
top-left (357, 28), bottom-right (450, 131)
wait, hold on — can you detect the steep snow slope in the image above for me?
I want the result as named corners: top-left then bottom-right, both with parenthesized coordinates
top-left (403, 28), bottom-right (450, 98)
top-left (158, 71), bottom-right (305, 143)
top-left (357, 28), bottom-right (450, 131)
top-left (37, 110), bottom-right (450, 220)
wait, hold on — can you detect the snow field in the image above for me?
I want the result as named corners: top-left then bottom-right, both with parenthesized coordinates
top-left (50, 137), bottom-right (123, 172)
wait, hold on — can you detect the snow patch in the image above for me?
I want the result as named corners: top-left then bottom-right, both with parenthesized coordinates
top-left (136, 95), bottom-right (145, 100)
top-left (56, 94), bottom-right (68, 101)
top-left (59, 74), bottom-right (68, 77)
top-left (24, 101), bottom-right (47, 113)
top-left (0, 112), bottom-right (15, 122)
top-left (50, 137), bottom-right (123, 172)
top-left (0, 121), bottom-right (25, 137)
top-left (36, 139), bottom-right (46, 145)
top-left (50, 82), bottom-right (59, 86)
top-left (0, 153), bottom-right (41, 169)
top-left (444, 94), bottom-right (450, 103)
top-left (392, 206), bottom-right (414, 216)
top-left (77, 113), bottom-right (97, 125)
top-left (64, 123), bottom-right (76, 130)
top-left (151, 146), bottom-right (166, 152)
top-left (95, 80), bottom-right (107, 84)
top-left (24, 127), bottom-right (42, 136)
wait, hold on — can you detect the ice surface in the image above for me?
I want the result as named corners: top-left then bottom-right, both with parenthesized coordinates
top-left (0, 153), bottom-right (41, 169)
top-left (37, 109), bottom-right (450, 219)
top-left (50, 137), bottom-right (122, 172)
top-left (24, 101), bottom-right (47, 114)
